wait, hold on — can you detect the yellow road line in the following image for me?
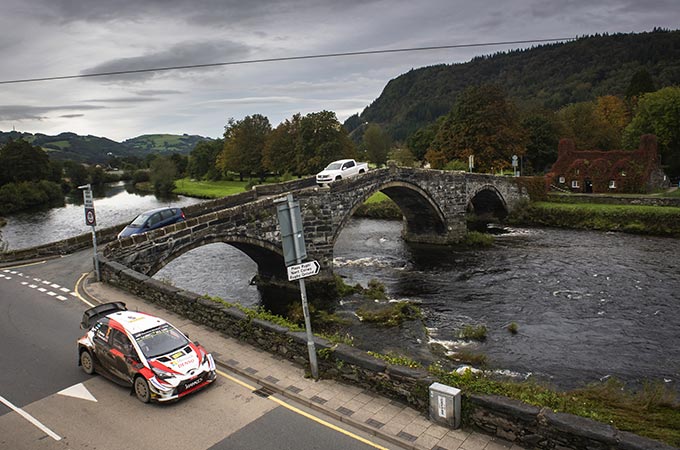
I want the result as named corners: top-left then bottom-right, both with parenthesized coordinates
top-left (216, 369), bottom-right (388, 450)
top-left (74, 273), bottom-right (95, 307)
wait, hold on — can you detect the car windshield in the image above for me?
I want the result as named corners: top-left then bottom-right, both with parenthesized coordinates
top-left (325, 162), bottom-right (342, 170)
top-left (134, 323), bottom-right (189, 358)
top-left (129, 212), bottom-right (153, 228)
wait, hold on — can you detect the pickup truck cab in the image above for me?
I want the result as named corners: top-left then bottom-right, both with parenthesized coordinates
top-left (316, 159), bottom-right (368, 185)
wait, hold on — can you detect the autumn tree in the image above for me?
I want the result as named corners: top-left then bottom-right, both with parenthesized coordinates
top-left (428, 84), bottom-right (526, 173)
top-left (623, 86), bottom-right (680, 178)
top-left (556, 97), bottom-right (629, 151)
top-left (218, 114), bottom-right (272, 181)
top-left (263, 114), bottom-right (302, 176)
top-left (296, 110), bottom-right (356, 175)
top-left (362, 123), bottom-right (391, 166)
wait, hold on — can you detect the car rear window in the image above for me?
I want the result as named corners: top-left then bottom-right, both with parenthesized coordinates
top-left (160, 209), bottom-right (174, 220)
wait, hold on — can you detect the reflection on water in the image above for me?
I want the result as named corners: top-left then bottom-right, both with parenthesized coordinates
top-left (2, 182), bottom-right (203, 250)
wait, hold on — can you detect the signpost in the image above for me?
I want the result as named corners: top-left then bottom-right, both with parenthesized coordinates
top-left (468, 154), bottom-right (474, 173)
top-left (275, 194), bottom-right (319, 379)
top-left (79, 184), bottom-right (100, 281)
top-left (512, 154), bottom-right (519, 177)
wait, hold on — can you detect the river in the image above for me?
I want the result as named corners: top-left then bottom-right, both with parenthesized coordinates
top-left (2, 185), bottom-right (678, 392)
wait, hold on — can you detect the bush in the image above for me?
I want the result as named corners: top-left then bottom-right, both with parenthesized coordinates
top-left (0, 181), bottom-right (64, 215)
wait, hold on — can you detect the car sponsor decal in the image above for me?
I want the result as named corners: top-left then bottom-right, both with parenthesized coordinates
top-left (150, 359), bottom-right (182, 375)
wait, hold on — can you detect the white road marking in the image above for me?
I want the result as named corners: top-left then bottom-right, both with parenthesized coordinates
top-left (41, 280), bottom-right (50, 285)
top-left (33, 278), bottom-right (41, 282)
top-left (57, 383), bottom-right (97, 403)
top-left (56, 295), bottom-right (67, 301)
top-left (47, 292), bottom-right (57, 297)
top-left (28, 284), bottom-right (37, 289)
top-left (21, 281), bottom-right (28, 285)
top-left (50, 283), bottom-right (60, 289)
top-left (0, 394), bottom-right (62, 441)
top-left (10, 271), bottom-right (17, 274)
top-left (37, 288), bottom-right (47, 292)
top-left (59, 287), bottom-right (70, 293)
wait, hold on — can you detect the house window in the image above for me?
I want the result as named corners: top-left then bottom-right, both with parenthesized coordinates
top-left (558, 176), bottom-right (565, 183)
top-left (575, 169), bottom-right (580, 175)
top-left (571, 180), bottom-right (579, 188)
top-left (609, 180), bottom-right (616, 189)
top-left (621, 170), bottom-right (626, 177)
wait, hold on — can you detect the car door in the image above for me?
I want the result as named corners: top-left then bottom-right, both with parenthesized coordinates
top-left (107, 329), bottom-right (135, 385)
top-left (91, 322), bottom-right (115, 378)
top-left (145, 212), bottom-right (163, 231)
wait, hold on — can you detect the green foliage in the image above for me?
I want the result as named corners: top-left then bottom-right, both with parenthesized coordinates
top-left (187, 139), bottom-right (224, 180)
top-left (362, 123), bottom-right (391, 166)
top-left (219, 115), bottom-right (272, 181)
top-left (367, 351), bottom-right (422, 368)
top-left (458, 324), bottom-right (488, 340)
top-left (149, 156), bottom-right (177, 196)
top-left (509, 201), bottom-right (680, 236)
top-left (625, 68), bottom-right (656, 100)
top-left (356, 301), bottom-right (421, 327)
top-left (507, 322), bottom-right (519, 334)
top-left (428, 84), bottom-right (526, 173)
top-left (443, 159), bottom-right (468, 171)
top-left (202, 295), bottom-right (303, 331)
top-left (353, 198), bottom-right (402, 220)
top-left (0, 139), bottom-right (50, 185)
top-left (364, 279), bottom-right (387, 300)
top-left (0, 180), bottom-right (64, 214)
top-left (461, 231), bottom-right (494, 247)
top-left (520, 112), bottom-right (560, 173)
top-left (387, 147), bottom-right (417, 167)
top-left (623, 86), bottom-right (680, 178)
top-left (358, 30), bottom-right (680, 142)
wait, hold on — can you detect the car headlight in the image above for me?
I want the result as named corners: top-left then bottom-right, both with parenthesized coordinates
top-left (152, 366), bottom-right (174, 380)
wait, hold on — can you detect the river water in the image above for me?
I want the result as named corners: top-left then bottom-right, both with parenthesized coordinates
top-left (2, 185), bottom-right (678, 392)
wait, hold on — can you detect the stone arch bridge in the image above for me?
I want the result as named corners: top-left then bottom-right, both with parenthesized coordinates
top-left (103, 165), bottom-right (528, 284)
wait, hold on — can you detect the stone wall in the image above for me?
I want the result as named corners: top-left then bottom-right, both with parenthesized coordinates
top-left (98, 256), bottom-right (676, 450)
top-left (548, 193), bottom-right (680, 207)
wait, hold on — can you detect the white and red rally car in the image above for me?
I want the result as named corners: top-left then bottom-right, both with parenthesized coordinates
top-left (77, 302), bottom-right (216, 403)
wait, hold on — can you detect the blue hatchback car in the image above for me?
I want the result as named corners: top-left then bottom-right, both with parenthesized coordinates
top-left (117, 207), bottom-right (186, 239)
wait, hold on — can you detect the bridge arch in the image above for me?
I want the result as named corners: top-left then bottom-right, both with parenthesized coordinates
top-left (332, 180), bottom-right (448, 243)
top-left (146, 235), bottom-right (286, 280)
top-left (466, 184), bottom-right (509, 222)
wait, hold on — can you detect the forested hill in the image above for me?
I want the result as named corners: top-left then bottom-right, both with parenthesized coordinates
top-left (0, 131), bottom-right (210, 163)
top-left (353, 29), bottom-right (680, 141)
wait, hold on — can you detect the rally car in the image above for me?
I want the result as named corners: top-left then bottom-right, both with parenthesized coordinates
top-left (77, 302), bottom-right (216, 403)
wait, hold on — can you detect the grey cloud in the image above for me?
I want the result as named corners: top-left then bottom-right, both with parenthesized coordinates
top-left (80, 40), bottom-right (253, 81)
top-left (135, 89), bottom-right (182, 96)
top-left (59, 114), bottom-right (85, 118)
top-left (0, 104), bottom-right (104, 121)
top-left (84, 97), bottom-right (163, 103)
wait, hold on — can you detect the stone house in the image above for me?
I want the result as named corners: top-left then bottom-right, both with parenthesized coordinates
top-left (546, 134), bottom-right (670, 194)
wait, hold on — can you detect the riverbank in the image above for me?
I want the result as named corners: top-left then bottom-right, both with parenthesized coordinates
top-left (508, 201), bottom-right (680, 237)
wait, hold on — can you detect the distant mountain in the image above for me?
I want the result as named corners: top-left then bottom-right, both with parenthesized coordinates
top-left (0, 131), bottom-right (212, 163)
top-left (350, 29), bottom-right (680, 141)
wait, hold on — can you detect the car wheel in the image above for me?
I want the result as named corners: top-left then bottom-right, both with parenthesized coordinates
top-left (80, 350), bottom-right (95, 375)
top-left (335, 176), bottom-right (342, 181)
top-left (134, 377), bottom-right (151, 403)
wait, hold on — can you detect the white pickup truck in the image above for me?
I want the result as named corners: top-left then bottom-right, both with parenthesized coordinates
top-left (316, 159), bottom-right (369, 185)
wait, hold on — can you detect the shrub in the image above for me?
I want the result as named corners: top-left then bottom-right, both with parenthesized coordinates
top-left (459, 324), bottom-right (487, 340)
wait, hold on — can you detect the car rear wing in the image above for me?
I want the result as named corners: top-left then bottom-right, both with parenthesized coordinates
top-left (80, 301), bottom-right (127, 329)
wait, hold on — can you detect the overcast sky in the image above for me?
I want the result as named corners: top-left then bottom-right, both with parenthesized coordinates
top-left (0, 0), bottom-right (678, 142)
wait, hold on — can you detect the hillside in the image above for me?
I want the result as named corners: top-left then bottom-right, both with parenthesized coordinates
top-left (0, 131), bottom-right (211, 163)
top-left (352, 29), bottom-right (680, 141)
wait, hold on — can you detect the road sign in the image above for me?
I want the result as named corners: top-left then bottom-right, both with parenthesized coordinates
top-left (287, 260), bottom-right (320, 281)
top-left (85, 207), bottom-right (96, 226)
top-left (276, 196), bottom-right (307, 266)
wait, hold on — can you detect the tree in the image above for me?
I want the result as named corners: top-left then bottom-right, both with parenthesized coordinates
top-left (0, 139), bottom-right (50, 185)
top-left (263, 114), bottom-right (302, 175)
top-left (406, 117), bottom-right (444, 163)
top-left (623, 86), bottom-right (680, 178)
top-left (63, 161), bottom-right (89, 188)
top-left (296, 111), bottom-right (356, 175)
top-left (362, 123), bottom-right (391, 166)
top-left (149, 156), bottom-right (177, 196)
top-left (187, 139), bottom-right (223, 180)
top-left (625, 69), bottom-right (655, 101)
top-left (218, 115), bottom-right (271, 181)
top-left (428, 84), bottom-right (526, 173)
top-left (521, 112), bottom-right (560, 174)
top-left (169, 153), bottom-right (188, 178)
top-left (556, 98), bottom-right (627, 151)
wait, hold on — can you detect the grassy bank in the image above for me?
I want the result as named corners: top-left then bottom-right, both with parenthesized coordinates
top-left (509, 201), bottom-right (680, 236)
top-left (172, 178), bottom-right (252, 198)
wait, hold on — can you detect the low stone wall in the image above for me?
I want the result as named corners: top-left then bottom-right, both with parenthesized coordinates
top-left (98, 256), bottom-right (676, 450)
top-left (548, 193), bottom-right (680, 207)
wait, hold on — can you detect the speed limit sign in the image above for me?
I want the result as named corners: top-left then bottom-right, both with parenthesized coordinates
top-left (85, 207), bottom-right (97, 226)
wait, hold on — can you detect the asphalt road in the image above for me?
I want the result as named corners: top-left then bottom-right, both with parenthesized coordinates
top-left (0, 252), bottom-right (395, 450)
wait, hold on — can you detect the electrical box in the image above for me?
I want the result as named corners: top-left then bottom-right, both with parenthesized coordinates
top-left (429, 382), bottom-right (461, 429)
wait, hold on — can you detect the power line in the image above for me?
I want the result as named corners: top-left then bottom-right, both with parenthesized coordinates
top-left (0, 37), bottom-right (574, 85)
